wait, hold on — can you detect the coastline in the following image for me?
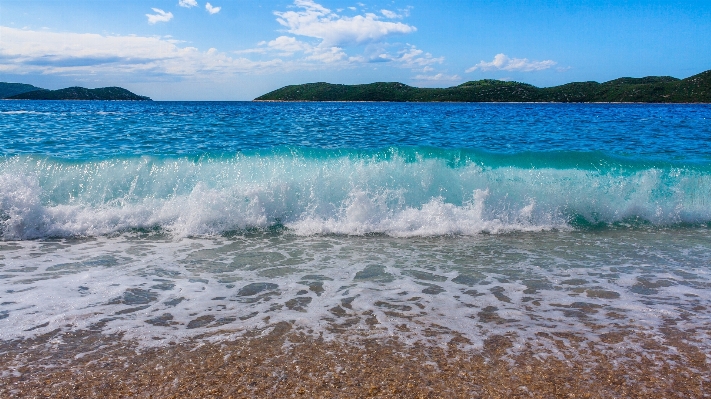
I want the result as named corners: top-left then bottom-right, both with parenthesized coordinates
top-left (2, 324), bottom-right (708, 398)
top-left (253, 71), bottom-right (711, 103)
top-left (252, 99), bottom-right (709, 104)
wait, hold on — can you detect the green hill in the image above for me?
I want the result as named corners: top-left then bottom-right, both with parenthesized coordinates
top-left (255, 69), bottom-right (711, 103)
top-left (8, 86), bottom-right (151, 101)
top-left (0, 82), bottom-right (45, 99)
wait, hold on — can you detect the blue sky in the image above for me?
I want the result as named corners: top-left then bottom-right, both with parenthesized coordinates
top-left (1, 0), bottom-right (710, 100)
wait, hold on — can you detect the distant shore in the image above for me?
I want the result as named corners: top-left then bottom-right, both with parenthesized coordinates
top-left (255, 69), bottom-right (711, 103)
top-left (0, 83), bottom-right (151, 101)
top-left (253, 99), bottom-right (708, 104)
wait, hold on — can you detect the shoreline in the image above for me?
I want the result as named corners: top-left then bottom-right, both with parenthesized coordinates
top-left (253, 70), bottom-right (711, 103)
top-left (5, 98), bottom-right (706, 103)
top-left (252, 99), bottom-right (710, 104)
top-left (2, 323), bottom-right (708, 398)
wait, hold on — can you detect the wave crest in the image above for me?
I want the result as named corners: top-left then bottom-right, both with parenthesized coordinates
top-left (1, 151), bottom-right (710, 239)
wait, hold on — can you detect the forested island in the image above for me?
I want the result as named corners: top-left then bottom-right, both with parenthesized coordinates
top-left (0, 84), bottom-right (151, 101)
top-left (255, 69), bottom-right (711, 103)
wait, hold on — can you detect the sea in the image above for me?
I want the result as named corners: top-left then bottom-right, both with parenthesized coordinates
top-left (1, 100), bottom-right (710, 364)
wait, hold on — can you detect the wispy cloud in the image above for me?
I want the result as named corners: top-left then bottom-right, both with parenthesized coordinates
top-left (205, 2), bottom-right (221, 14)
top-left (395, 45), bottom-right (443, 67)
top-left (267, 36), bottom-right (312, 56)
top-left (146, 8), bottom-right (174, 24)
top-left (413, 73), bottom-right (461, 82)
top-left (380, 9), bottom-right (400, 19)
top-left (275, 0), bottom-right (415, 47)
top-left (178, 0), bottom-right (198, 8)
top-left (356, 44), bottom-right (443, 69)
top-left (1, 1), bottom-right (450, 82)
top-left (234, 1), bottom-right (443, 72)
top-left (0, 26), bottom-right (281, 78)
top-left (306, 46), bottom-right (347, 63)
top-left (466, 53), bottom-right (556, 73)
top-left (260, 36), bottom-right (348, 64)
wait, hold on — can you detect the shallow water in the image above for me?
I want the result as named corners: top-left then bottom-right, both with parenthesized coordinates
top-left (1, 228), bottom-right (709, 363)
top-left (1, 101), bottom-right (710, 364)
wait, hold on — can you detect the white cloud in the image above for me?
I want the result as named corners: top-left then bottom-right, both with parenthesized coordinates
top-left (263, 36), bottom-right (346, 64)
top-left (0, 26), bottom-right (281, 77)
top-left (0, 3), bottom-right (445, 82)
top-left (360, 44), bottom-right (441, 68)
top-left (126, 0), bottom-right (441, 76)
top-left (413, 73), bottom-right (461, 82)
top-left (275, 0), bottom-right (416, 47)
top-left (178, 0), bottom-right (198, 8)
top-left (466, 53), bottom-right (556, 73)
top-left (307, 46), bottom-right (347, 63)
top-left (381, 9), bottom-right (400, 19)
top-left (233, 48), bottom-right (268, 54)
top-left (230, 1), bottom-right (436, 71)
top-left (146, 8), bottom-right (174, 24)
top-left (267, 36), bottom-right (312, 55)
top-left (395, 45), bottom-right (443, 67)
top-left (205, 2), bottom-right (221, 14)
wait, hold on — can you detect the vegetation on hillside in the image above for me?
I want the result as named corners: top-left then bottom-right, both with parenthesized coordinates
top-left (0, 82), bottom-right (44, 99)
top-left (8, 86), bottom-right (151, 101)
top-left (255, 70), bottom-right (711, 103)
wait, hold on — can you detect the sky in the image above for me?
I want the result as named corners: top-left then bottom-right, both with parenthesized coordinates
top-left (1, 0), bottom-right (710, 100)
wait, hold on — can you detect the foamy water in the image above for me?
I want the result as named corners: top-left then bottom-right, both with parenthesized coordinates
top-left (1, 229), bottom-right (710, 364)
top-left (2, 152), bottom-right (710, 240)
top-left (1, 101), bottom-right (710, 364)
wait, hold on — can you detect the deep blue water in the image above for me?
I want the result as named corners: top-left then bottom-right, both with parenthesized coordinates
top-left (2, 101), bottom-right (710, 161)
top-left (1, 100), bottom-right (711, 238)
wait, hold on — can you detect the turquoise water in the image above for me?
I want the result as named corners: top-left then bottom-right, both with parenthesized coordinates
top-left (1, 101), bottom-right (711, 238)
top-left (1, 101), bottom-right (710, 358)
top-left (2, 102), bottom-right (711, 160)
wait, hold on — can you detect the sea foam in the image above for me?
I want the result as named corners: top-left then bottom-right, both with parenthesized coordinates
top-left (1, 150), bottom-right (710, 239)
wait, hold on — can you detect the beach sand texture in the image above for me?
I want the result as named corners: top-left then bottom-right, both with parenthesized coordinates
top-left (2, 318), bottom-right (708, 398)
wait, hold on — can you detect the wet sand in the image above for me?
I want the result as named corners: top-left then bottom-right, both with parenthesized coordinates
top-left (1, 322), bottom-right (708, 398)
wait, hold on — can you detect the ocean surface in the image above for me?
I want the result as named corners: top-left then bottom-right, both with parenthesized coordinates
top-left (1, 101), bottom-right (710, 360)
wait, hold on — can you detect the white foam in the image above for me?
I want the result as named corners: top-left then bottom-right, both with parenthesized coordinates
top-left (1, 155), bottom-right (710, 239)
top-left (0, 110), bottom-right (51, 115)
top-left (1, 230), bottom-right (710, 361)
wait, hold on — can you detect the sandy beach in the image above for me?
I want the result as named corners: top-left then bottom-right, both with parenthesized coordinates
top-left (2, 319), bottom-right (708, 398)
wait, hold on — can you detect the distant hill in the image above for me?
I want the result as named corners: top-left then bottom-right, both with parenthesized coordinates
top-left (0, 82), bottom-right (45, 99)
top-left (6, 86), bottom-right (151, 101)
top-left (255, 69), bottom-right (711, 103)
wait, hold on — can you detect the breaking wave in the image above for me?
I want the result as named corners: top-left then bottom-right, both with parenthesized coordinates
top-left (2, 148), bottom-right (710, 239)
